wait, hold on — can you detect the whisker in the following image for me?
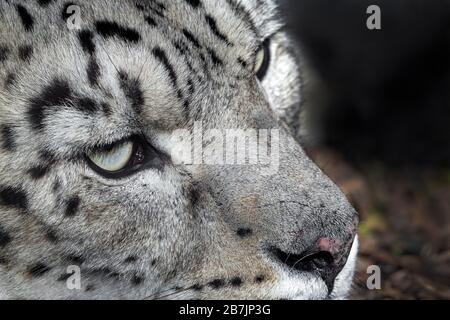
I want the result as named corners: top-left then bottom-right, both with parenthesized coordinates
top-left (143, 283), bottom-right (196, 300)
top-left (155, 287), bottom-right (194, 300)
top-left (98, 43), bottom-right (120, 75)
top-left (143, 287), bottom-right (176, 300)
top-left (143, 286), bottom-right (194, 300)
top-left (137, 51), bottom-right (151, 84)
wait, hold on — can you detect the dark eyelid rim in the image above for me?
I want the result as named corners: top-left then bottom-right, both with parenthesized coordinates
top-left (256, 37), bottom-right (271, 80)
top-left (85, 135), bottom-right (145, 179)
top-left (85, 137), bottom-right (137, 177)
top-left (88, 135), bottom-right (137, 153)
top-left (85, 134), bottom-right (169, 179)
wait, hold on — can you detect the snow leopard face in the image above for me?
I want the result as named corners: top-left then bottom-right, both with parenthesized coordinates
top-left (0, 0), bottom-right (358, 299)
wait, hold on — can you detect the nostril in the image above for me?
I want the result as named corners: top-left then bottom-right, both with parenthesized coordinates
top-left (303, 251), bottom-right (334, 271)
top-left (270, 247), bottom-right (334, 274)
top-left (267, 244), bottom-right (342, 294)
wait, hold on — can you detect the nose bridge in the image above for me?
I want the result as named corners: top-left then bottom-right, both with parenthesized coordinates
top-left (194, 80), bottom-right (357, 243)
top-left (214, 128), bottom-right (354, 238)
top-left (260, 139), bottom-right (357, 242)
top-left (200, 123), bottom-right (356, 231)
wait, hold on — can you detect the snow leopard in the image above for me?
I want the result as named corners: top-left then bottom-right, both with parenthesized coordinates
top-left (0, 0), bottom-right (358, 299)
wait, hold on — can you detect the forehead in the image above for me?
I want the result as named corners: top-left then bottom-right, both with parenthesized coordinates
top-left (0, 0), bottom-right (280, 57)
top-left (0, 0), bottom-right (281, 156)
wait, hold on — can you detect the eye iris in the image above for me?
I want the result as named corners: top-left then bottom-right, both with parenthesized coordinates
top-left (255, 50), bottom-right (265, 73)
top-left (255, 39), bottom-right (271, 80)
top-left (89, 141), bottom-right (134, 172)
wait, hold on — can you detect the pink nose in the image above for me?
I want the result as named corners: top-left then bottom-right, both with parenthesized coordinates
top-left (317, 237), bottom-right (341, 255)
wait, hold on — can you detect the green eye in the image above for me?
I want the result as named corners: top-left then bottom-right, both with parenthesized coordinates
top-left (87, 141), bottom-right (134, 172)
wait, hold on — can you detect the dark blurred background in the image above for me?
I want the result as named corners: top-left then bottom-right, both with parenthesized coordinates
top-left (278, 0), bottom-right (450, 299)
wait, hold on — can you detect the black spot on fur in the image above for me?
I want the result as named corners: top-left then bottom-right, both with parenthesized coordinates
top-left (237, 57), bottom-right (248, 68)
top-left (65, 196), bottom-right (80, 217)
top-left (131, 274), bottom-right (144, 285)
top-left (145, 16), bottom-right (157, 27)
top-left (95, 20), bottom-right (141, 43)
top-left (208, 279), bottom-right (225, 289)
top-left (37, 0), bottom-right (54, 7)
top-left (0, 225), bottom-right (12, 248)
top-left (154, 1), bottom-right (166, 10)
top-left (180, 91), bottom-right (189, 110)
top-left (207, 48), bottom-right (223, 66)
top-left (101, 102), bottom-right (112, 116)
top-left (187, 78), bottom-right (195, 95)
top-left (85, 284), bottom-right (95, 292)
top-left (39, 149), bottom-right (57, 163)
top-left (237, 228), bottom-right (253, 238)
top-left (29, 153), bottom-right (56, 179)
top-left (254, 274), bottom-right (265, 283)
top-left (173, 40), bottom-right (188, 56)
top-left (32, 151), bottom-right (58, 179)
top-left (118, 71), bottom-right (144, 113)
top-left (151, 259), bottom-right (157, 266)
top-left (44, 227), bottom-right (58, 243)
top-left (230, 277), bottom-right (243, 287)
top-left (124, 256), bottom-right (137, 263)
top-left (191, 283), bottom-right (203, 291)
top-left (52, 180), bottom-right (61, 193)
top-left (78, 30), bottom-right (96, 55)
top-left (16, 5), bottom-right (34, 32)
top-left (152, 47), bottom-right (188, 105)
top-left (185, 0), bottom-right (201, 8)
top-left (1, 125), bottom-right (16, 151)
top-left (0, 186), bottom-right (27, 211)
top-left (28, 78), bottom-right (73, 130)
top-left (147, 2), bottom-right (166, 18)
top-left (18, 45), bottom-right (33, 61)
top-left (28, 165), bottom-right (51, 179)
top-left (87, 57), bottom-right (100, 87)
top-left (205, 15), bottom-right (231, 45)
top-left (4, 73), bottom-right (16, 89)
top-left (28, 263), bottom-right (51, 277)
top-left (188, 186), bottom-right (200, 208)
top-left (76, 97), bottom-right (99, 113)
top-left (152, 47), bottom-right (179, 91)
top-left (135, 3), bottom-right (144, 11)
top-left (182, 29), bottom-right (201, 48)
top-left (67, 255), bottom-right (84, 264)
top-left (0, 45), bottom-right (10, 62)
top-left (0, 256), bottom-right (8, 265)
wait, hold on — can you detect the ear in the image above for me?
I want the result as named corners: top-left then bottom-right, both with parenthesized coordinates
top-left (259, 31), bottom-right (304, 138)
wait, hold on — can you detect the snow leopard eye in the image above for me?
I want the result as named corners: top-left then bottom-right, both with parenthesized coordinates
top-left (86, 136), bottom-right (167, 179)
top-left (87, 141), bottom-right (135, 173)
top-left (255, 38), bottom-right (271, 80)
top-left (85, 135), bottom-right (157, 179)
